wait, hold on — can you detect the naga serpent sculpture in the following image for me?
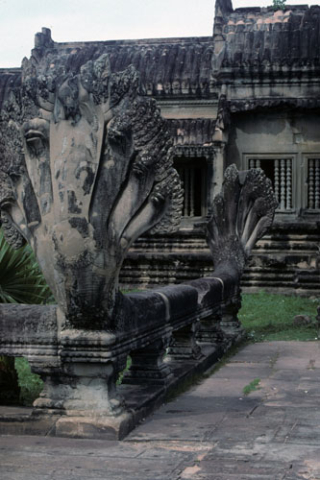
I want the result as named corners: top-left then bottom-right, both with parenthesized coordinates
top-left (0, 42), bottom-right (183, 329)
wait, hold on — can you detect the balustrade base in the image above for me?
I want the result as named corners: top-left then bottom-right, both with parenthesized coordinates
top-left (0, 343), bottom-right (231, 440)
top-left (220, 321), bottom-right (246, 344)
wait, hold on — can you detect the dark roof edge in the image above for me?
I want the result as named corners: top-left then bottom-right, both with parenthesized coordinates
top-left (234, 4), bottom-right (311, 13)
top-left (54, 36), bottom-right (213, 49)
top-left (0, 68), bottom-right (21, 74)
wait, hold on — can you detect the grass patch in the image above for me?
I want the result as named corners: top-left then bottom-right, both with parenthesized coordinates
top-left (239, 291), bottom-right (319, 342)
top-left (243, 378), bottom-right (261, 396)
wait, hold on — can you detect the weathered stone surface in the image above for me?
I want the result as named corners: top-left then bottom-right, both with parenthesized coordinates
top-left (206, 164), bottom-right (278, 337)
top-left (0, 39), bottom-right (183, 329)
top-left (207, 164), bottom-right (278, 281)
top-left (1, 342), bottom-right (320, 479)
top-left (293, 315), bottom-right (312, 326)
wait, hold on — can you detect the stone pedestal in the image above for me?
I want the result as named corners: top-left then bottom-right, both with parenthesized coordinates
top-left (123, 337), bottom-right (173, 385)
top-left (168, 321), bottom-right (202, 360)
top-left (220, 293), bottom-right (245, 343)
top-left (197, 311), bottom-right (226, 346)
top-left (30, 361), bottom-right (124, 415)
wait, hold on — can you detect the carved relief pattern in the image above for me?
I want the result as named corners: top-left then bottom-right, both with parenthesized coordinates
top-left (207, 164), bottom-right (278, 278)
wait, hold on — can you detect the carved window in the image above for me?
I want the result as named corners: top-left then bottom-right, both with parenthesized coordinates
top-left (248, 158), bottom-right (293, 212)
top-left (307, 158), bottom-right (320, 210)
top-left (174, 157), bottom-right (207, 217)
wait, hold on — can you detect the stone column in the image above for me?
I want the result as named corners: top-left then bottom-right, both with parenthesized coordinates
top-left (167, 321), bottom-right (202, 361)
top-left (220, 288), bottom-right (245, 343)
top-left (197, 308), bottom-right (225, 347)
top-left (30, 358), bottom-right (125, 415)
top-left (207, 142), bottom-right (227, 211)
top-left (122, 335), bottom-right (173, 386)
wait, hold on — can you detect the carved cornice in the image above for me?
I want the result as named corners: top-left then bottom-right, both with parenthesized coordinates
top-left (229, 97), bottom-right (320, 113)
top-left (169, 118), bottom-right (216, 146)
top-left (173, 145), bottom-right (214, 161)
top-left (157, 98), bottom-right (218, 107)
top-left (35, 29), bottom-right (215, 99)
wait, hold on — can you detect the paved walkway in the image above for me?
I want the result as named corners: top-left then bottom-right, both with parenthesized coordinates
top-left (1, 341), bottom-right (320, 480)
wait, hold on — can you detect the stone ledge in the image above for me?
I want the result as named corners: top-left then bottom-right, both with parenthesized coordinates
top-left (0, 341), bottom-right (238, 441)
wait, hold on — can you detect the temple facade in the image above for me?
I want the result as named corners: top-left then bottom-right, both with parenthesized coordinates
top-left (0, 0), bottom-right (319, 294)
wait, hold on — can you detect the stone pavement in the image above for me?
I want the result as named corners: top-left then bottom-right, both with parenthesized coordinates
top-left (0, 341), bottom-right (320, 480)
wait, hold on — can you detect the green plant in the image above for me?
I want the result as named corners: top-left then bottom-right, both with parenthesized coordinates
top-left (272, 0), bottom-right (287, 10)
top-left (0, 229), bottom-right (52, 304)
top-left (0, 228), bottom-right (50, 405)
top-left (116, 356), bottom-right (132, 385)
top-left (14, 357), bottom-right (43, 406)
top-left (243, 378), bottom-right (261, 396)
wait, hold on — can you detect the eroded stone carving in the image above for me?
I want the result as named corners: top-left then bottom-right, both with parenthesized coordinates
top-left (0, 45), bottom-right (183, 329)
top-left (207, 164), bottom-right (278, 279)
top-left (206, 164), bottom-right (278, 338)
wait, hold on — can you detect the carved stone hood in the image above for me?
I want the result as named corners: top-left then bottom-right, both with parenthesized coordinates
top-left (0, 43), bottom-right (183, 329)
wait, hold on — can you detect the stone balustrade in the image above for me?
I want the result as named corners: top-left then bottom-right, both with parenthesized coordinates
top-left (0, 268), bottom-right (240, 439)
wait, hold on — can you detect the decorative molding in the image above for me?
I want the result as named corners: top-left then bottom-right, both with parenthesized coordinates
top-left (173, 145), bottom-right (214, 161)
top-left (229, 98), bottom-right (320, 113)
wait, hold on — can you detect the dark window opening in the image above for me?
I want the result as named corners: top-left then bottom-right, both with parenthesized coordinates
top-left (174, 157), bottom-right (207, 217)
top-left (249, 158), bottom-right (293, 211)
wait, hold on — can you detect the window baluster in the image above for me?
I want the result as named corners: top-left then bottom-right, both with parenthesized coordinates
top-left (274, 159), bottom-right (280, 204)
top-left (286, 159), bottom-right (292, 210)
top-left (190, 168), bottom-right (195, 217)
top-left (308, 159), bottom-right (315, 209)
top-left (315, 159), bottom-right (320, 210)
top-left (280, 159), bottom-right (286, 210)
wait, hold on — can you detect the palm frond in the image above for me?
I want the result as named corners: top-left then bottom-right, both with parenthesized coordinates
top-left (0, 228), bottom-right (52, 304)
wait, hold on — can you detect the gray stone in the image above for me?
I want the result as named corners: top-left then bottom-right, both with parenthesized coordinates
top-left (0, 47), bottom-right (183, 329)
top-left (0, 342), bottom-right (319, 479)
top-left (293, 315), bottom-right (312, 326)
